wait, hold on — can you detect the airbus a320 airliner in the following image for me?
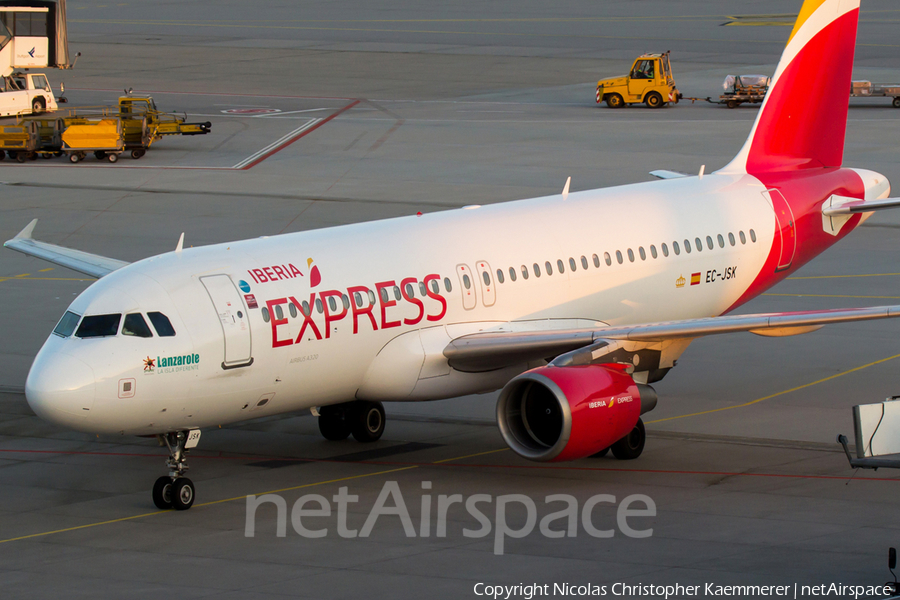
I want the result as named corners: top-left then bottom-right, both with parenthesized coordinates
top-left (6, 0), bottom-right (900, 510)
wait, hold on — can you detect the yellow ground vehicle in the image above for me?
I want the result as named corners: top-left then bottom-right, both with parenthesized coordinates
top-left (596, 52), bottom-right (681, 108)
top-left (62, 118), bottom-right (125, 163)
top-left (118, 96), bottom-right (211, 155)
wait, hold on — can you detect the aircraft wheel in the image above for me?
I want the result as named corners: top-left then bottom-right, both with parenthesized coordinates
top-left (611, 418), bottom-right (645, 460)
top-left (152, 476), bottom-right (174, 509)
top-left (318, 406), bottom-right (351, 441)
top-left (606, 93), bottom-right (624, 109)
top-left (645, 92), bottom-right (663, 108)
top-left (171, 477), bottom-right (195, 510)
top-left (350, 401), bottom-right (385, 443)
top-left (591, 447), bottom-right (610, 458)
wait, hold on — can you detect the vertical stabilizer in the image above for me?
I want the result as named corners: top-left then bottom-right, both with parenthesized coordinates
top-left (720, 0), bottom-right (860, 174)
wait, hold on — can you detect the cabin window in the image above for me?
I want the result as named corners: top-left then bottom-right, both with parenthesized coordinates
top-left (289, 302), bottom-right (298, 318)
top-left (533, 263), bottom-right (541, 277)
top-left (380, 288), bottom-right (389, 303)
top-left (593, 254), bottom-right (601, 268)
top-left (717, 234), bottom-right (725, 248)
top-left (431, 279), bottom-right (439, 293)
top-left (673, 241), bottom-right (680, 255)
top-left (394, 286), bottom-right (402, 300)
top-left (639, 247), bottom-right (646, 261)
top-left (568, 258), bottom-right (576, 272)
top-left (441, 278), bottom-right (450, 293)
top-left (509, 267), bottom-right (517, 282)
top-left (261, 307), bottom-right (270, 323)
top-left (683, 240), bottom-right (691, 254)
top-left (462, 274), bottom-right (471, 289)
top-left (650, 245), bottom-right (658, 259)
top-left (521, 265), bottom-right (529, 280)
top-left (123, 313), bottom-right (153, 338)
top-left (76, 314), bottom-right (121, 338)
top-left (581, 256), bottom-right (588, 270)
top-left (53, 311), bottom-right (81, 338)
top-left (557, 259), bottom-right (565, 273)
top-left (354, 292), bottom-right (363, 307)
top-left (740, 231), bottom-right (746, 244)
top-left (661, 243), bottom-right (669, 257)
top-left (482, 272), bottom-right (491, 286)
top-left (545, 261), bottom-right (553, 275)
top-left (302, 301), bottom-right (310, 316)
top-left (695, 238), bottom-right (703, 252)
top-left (148, 312), bottom-right (176, 337)
top-left (706, 236), bottom-right (714, 250)
top-left (728, 232), bottom-right (736, 246)
top-left (496, 269), bottom-right (504, 283)
top-left (616, 250), bottom-right (623, 264)
top-left (315, 299), bottom-right (323, 314)
top-left (419, 282), bottom-right (427, 296)
top-left (367, 290), bottom-right (376, 305)
top-left (750, 229), bottom-right (757, 242)
top-left (342, 294), bottom-right (350, 310)
top-left (604, 252), bottom-right (612, 266)
top-left (405, 283), bottom-right (415, 298)
top-left (627, 249), bottom-right (635, 262)
top-left (291, 303), bottom-right (300, 318)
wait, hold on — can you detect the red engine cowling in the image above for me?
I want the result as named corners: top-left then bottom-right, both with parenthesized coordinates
top-left (496, 364), bottom-right (656, 462)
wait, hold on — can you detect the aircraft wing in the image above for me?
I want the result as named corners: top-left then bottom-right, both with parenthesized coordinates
top-left (3, 219), bottom-right (129, 279)
top-left (649, 170), bottom-right (690, 180)
top-left (444, 305), bottom-right (900, 372)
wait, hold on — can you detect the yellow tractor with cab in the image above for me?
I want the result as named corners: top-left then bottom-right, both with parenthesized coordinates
top-left (596, 52), bottom-right (682, 108)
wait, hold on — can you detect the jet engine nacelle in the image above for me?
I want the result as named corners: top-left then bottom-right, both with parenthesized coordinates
top-left (496, 364), bottom-right (657, 462)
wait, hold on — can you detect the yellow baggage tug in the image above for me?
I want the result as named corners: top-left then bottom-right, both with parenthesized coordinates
top-left (596, 52), bottom-right (681, 108)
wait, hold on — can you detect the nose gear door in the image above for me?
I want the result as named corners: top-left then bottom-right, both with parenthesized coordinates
top-left (200, 275), bottom-right (253, 369)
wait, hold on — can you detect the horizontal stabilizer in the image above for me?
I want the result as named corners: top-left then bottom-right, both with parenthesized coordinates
top-left (3, 219), bottom-right (129, 278)
top-left (822, 196), bottom-right (900, 216)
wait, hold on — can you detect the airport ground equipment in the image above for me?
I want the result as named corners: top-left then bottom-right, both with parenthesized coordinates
top-left (0, 119), bottom-right (35, 160)
top-left (596, 52), bottom-right (681, 108)
top-left (0, 70), bottom-right (62, 116)
top-left (61, 117), bottom-right (125, 162)
top-left (837, 396), bottom-right (900, 470)
top-left (851, 80), bottom-right (900, 108)
top-left (682, 74), bottom-right (771, 108)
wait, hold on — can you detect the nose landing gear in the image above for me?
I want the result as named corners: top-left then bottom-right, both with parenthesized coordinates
top-left (152, 430), bottom-right (199, 510)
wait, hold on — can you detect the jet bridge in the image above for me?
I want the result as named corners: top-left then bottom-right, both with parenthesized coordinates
top-left (838, 396), bottom-right (900, 470)
top-left (0, 0), bottom-right (70, 77)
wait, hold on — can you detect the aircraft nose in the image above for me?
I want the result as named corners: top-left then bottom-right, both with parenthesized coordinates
top-left (26, 352), bottom-right (96, 425)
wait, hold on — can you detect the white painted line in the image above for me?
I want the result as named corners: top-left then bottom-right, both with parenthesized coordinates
top-left (231, 118), bottom-right (321, 169)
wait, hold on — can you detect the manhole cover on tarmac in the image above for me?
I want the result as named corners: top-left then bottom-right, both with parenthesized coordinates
top-left (220, 108), bottom-right (282, 114)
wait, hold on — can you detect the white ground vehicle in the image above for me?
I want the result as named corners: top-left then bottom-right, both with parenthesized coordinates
top-left (0, 71), bottom-right (58, 116)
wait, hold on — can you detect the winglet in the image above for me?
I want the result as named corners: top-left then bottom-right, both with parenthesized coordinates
top-left (562, 177), bottom-right (571, 201)
top-left (175, 232), bottom-right (184, 253)
top-left (12, 218), bottom-right (38, 241)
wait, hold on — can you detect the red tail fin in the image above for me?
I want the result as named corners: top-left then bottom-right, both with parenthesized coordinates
top-left (722, 0), bottom-right (860, 174)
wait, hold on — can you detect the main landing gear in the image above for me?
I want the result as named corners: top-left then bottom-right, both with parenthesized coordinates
top-left (591, 418), bottom-right (646, 460)
top-left (152, 431), bottom-right (197, 511)
top-left (317, 400), bottom-right (386, 443)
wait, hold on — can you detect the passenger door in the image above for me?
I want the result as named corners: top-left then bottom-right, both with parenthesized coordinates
top-left (200, 275), bottom-right (253, 368)
top-left (474, 261), bottom-right (496, 307)
top-left (456, 264), bottom-right (477, 310)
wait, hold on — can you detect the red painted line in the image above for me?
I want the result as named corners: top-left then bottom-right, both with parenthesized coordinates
top-left (238, 99), bottom-right (360, 170)
top-left (4, 447), bottom-right (897, 481)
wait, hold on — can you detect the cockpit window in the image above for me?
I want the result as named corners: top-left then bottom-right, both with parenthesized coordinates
top-left (75, 314), bottom-right (121, 338)
top-left (148, 312), bottom-right (176, 337)
top-left (123, 313), bottom-right (153, 338)
top-left (53, 311), bottom-right (81, 338)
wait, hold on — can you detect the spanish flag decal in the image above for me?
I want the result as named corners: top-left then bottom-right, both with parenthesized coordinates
top-left (690, 272), bottom-right (701, 286)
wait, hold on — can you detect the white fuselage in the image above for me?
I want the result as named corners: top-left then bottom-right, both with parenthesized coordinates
top-left (25, 170), bottom-right (882, 436)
